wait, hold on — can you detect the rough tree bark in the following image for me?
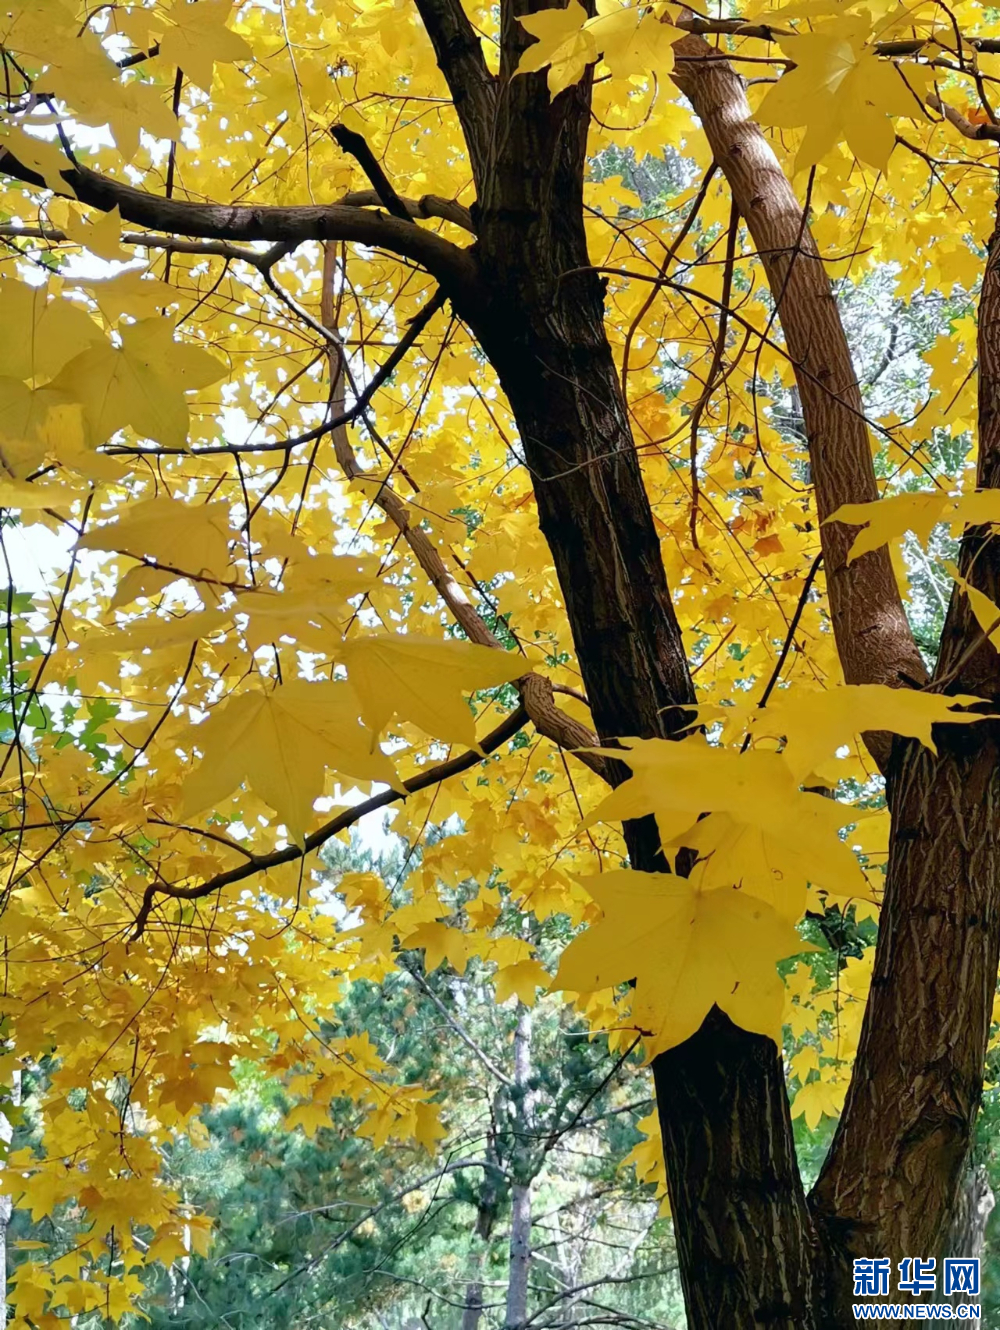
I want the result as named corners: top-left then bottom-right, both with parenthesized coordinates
top-left (809, 207), bottom-right (1000, 1323)
top-left (417, 8), bottom-right (831, 1322)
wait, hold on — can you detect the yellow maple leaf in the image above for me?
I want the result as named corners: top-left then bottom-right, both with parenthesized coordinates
top-left (412, 1101), bottom-right (447, 1153)
top-left (146, 1223), bottom-right (190, 1268)
top-left (585, 1), bottom-right (675, 80)
top-left (790, 1044), bottom-right (820, 1082)
top-left (108, 564), bottom-right (178, 610)
top-left (949, 565), bottom-right (1000, 650)
top-left (402, 921), bottom-right (471, 974)
top-left (827, 491), bottom-right (949, 561)
top-left (79, 495), bottom-right (234, 581)
top-left (832, 490), bottom-right (1000, 563)
top-left (517, 1), bottom-right (598, 96)
top-left (103, 1272), bottom-right (146, 1320)
top-left (0, 479), bottom-right (88, 510)
top-left (554, 870), bottom-right (813, 1054)
top-left (158, 0), bottom-right (253, 93)
top-left (675, 810), bottom-right (872, 921)
top-left (583, 738), bottom-right (870, 899)
top-left (755, 14), bottom-right (927, 172)
top-left (948, 489), bottom-right (1000, 533)
top-left (621, 1108), bottom-right (670, 1213)
top-left (284, 1100), bottom-right (333, 1138)
top-left (77, 606), bottom-right (232, 656)
top-left (0, 279), bottom-right (106, 382)
top-left (180, 679), bottom-right (400, 842)
top-left (791, 1073), bottom-right (848, 1130)
top-left (51, 318), bottom-right (225, 449)
top-left (61, 206), bottom-right (129, 263)
top-left (336, 635), bottom-right (527, 750)
top-left (0, 124), bottom-right (71, 193)
top-left (759, 684), bottom-right (986, 782)
top-left (494, 957), bottom-right (549, 1006)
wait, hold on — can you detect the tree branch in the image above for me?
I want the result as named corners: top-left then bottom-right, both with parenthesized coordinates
top-left (341, 188), bottom-right (476, 233)
top-left (318, 244), bottom-right (607, 776)
top-left (411, 0), bottom-right (496, 187)
top-left (926, 94), bottom-right (1000, 142)
top-left (402, 961), bottom-right (515, 1087)
top-left (330, 124), bottom-right (413, 222)
top-left (130, 703), bottom-right (530, 939)
top-left (675, 12), bottom-right (1000, 57)
top-left (0, 150), bottom-right (479, 296)
top-left (671, 32), bottom-right (928, 771)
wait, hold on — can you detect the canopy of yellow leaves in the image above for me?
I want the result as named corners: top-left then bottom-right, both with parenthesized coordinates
top-left (0, 0), bottom-right (997, 1315)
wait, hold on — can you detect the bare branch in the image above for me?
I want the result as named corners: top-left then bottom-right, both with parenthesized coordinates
top-left (330, 124), bottom-right (413, 222)
top-left (402, 962), bottom-right (515, 1087)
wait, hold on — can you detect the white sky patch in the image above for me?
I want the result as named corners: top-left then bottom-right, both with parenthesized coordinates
top-left (315, 783), bottom-right (399, 855)
top-left (2, 521), bottom-right (75, 594)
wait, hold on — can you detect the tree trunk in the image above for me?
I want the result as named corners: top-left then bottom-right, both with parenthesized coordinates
top-left (505, 1183), bottom-right (532, 1330)
top-left (457, 130), bottom-right (819, 1330)
top-left (0, 1072), bottom-right (20, 1330)
top-left (948, 1165), bottom-right (995, 1273)
top-left (809, 207), bottom-right (1000, 1322)
top-left (810, 730), bottom-right (1000, 1322)
top-left (404, 5), bottom-right (1000, 1325)
top-left (15, 0), bottom-right (1000, 1316)
top-left (505, 1006), bottom-right (535, 1330)
top-left (462, 1101), bottom-right (502, 1330)
top-left (671, 33), bottom-right (928, 735)
top-left (652, 1012), bottom-right (820, 1328)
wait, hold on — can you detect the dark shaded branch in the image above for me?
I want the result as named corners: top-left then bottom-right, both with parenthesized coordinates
top-left (341, 187), bottom-right (475, 232)
top-left (411, 0), bottom-right (496, 188)
top-left (676, 12), bottom-right (1000, 56)
top-left (0, 149), bottom-right (479, 296)
top-left (0, 223), bottom-right (274, 266)
top-left (330, 124), bottom-right (413, 221)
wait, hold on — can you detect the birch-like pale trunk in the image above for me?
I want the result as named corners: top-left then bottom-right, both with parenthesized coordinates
top-left (0, 1071), bottom-right (21, 1330)
top-left (504, 1006), bottom-right (535, 1330)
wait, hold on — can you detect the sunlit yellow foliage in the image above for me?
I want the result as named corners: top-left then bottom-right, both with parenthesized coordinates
top-left (0, 0), bottom-right (996, 1314)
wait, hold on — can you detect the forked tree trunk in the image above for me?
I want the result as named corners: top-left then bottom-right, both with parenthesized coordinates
top-left (447, 44), bottom-right (822, 1322)
top-left (452, 31), bottom-right (1000, 1330)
